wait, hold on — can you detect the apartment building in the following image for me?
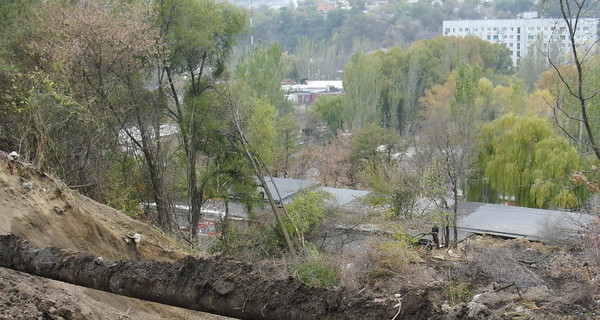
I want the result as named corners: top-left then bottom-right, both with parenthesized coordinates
top-left (443, 15), bottom-right (600, 67)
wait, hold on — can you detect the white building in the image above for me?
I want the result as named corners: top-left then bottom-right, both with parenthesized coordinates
top-left (443, 16), bottom-right (600, 67)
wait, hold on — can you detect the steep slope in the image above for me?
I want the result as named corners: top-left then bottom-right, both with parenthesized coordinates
top-left (0, 162), bottom-right (233, 320)
top-left (0, 163), bottom-right (183, 261)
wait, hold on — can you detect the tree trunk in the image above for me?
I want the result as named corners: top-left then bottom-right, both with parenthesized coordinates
top-left (0, 235), bottom-right (400, 320)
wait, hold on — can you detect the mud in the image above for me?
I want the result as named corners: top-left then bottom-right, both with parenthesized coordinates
top-left (0, 235), bottom-right (417, 319)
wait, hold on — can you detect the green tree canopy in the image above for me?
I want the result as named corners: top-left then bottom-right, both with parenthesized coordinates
top-left (471, 113), bottom-right (583, 208)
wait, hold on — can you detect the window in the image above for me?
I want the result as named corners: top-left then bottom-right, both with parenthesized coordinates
top-left (445, 28), bottom-right (450, 33)
top-left (503, 35), bottom-right (507, 39)
top-left (517, 51), bottom-right (520, 57)
top-left (465, 28), bottom-right (469, 32)
top-left (510, 35), bottom-right (514, 39)
top-left (493, 27), bottom-right (497, 31)
top-left (459, 28), bottom-right (463, 32)
top-left (517, 43), bottom-right (520, 49)
top-left (487, 35), bottom-right (491, 40)
top-left (510, 27), bottom-right (514, 31)
top-left (517, 27), bottom-right (521, 33)
top-left (509, 43), bottom-right (513, 47)
top-left (493, 35), bottom-right (498, 40)
top-left (528, 35), bottom-right (534, 39)
top-left (517, 35), bottom-right (520, 41)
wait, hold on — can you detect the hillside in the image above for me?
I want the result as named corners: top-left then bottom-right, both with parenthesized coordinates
top-left (0, 162), bottom-right (232, 319)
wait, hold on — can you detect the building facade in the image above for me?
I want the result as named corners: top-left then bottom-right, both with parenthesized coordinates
top-left (443, 17), bottom-right (600, 67)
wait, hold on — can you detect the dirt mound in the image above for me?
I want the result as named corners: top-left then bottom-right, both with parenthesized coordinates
top-left (0, 163), bottom-right (234, 319)
top-left (0, 163), bottom-right (183, 261)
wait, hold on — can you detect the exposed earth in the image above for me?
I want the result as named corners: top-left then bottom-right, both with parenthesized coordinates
top-left (1, 161), bottom-right (600, 319)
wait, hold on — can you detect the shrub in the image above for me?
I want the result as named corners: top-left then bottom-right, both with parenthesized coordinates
top-left (294, 254), bottom-right (340, 287)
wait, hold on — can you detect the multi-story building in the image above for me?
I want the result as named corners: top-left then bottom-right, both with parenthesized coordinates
top-left (443, 14), bottom-right (600, 67)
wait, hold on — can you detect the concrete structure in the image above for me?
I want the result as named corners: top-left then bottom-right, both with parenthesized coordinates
top-left (443, 16), bottom-right (600, 66)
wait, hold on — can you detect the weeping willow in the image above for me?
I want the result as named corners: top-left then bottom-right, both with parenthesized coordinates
top-left (469, 113), bottom-right (585, 209)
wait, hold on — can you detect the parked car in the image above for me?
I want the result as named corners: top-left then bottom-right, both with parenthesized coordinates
top-left (197, 221), bottom-right (217, 236)
top-left (179, 221), bottom-right (217, 236)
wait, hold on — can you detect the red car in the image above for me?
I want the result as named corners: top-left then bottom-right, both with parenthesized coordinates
top-left (197, 222), bottom-right (217, 236)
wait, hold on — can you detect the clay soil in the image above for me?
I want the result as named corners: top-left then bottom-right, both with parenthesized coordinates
top-left (0, 164), bottom-right (234, 319)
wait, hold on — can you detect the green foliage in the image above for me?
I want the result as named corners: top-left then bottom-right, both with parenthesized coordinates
top-left (361, 163), bottom-right (418, 219)
top-left (160, 0), bottom-right (246, 79)
top-left (245, 97), bottom-right (277, 165)
top-left (99, 155), bottom-right (143, 218)
top-left (371, 234), bottom-right (421, 273)
top-left (343, 51), bottom-right (382, 129)
top-left (283, 190), bottom-right (329, 240)
top-left (350, 123), bottom-right (400, 167)
top-left (294, 249), bottom-right (340, 287)
top-left (445, 281), bottom-right (473, 306)
top-left (471, 113), bottom-right (583, 208)
top-left (212, 221), bottom-right (286, 260)
top-left (451, 64), bottom-right (480, 122)
top-left (309, 95), bottom-right (344, 133)
top-left (235, 42), bottom-right (291, 114)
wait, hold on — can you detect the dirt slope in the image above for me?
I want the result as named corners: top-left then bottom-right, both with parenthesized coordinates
top-left (0, 163), bottom-right (184, 261)
top-left (0, 162), bottom-right (233, 319)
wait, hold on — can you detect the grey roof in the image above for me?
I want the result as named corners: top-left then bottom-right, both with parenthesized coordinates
top-left (262, 177), bottom-right (320, 203)
top-left (321, 187), bottom-right (370, 207)
top-left (458, 203), bottom-right (594, 242)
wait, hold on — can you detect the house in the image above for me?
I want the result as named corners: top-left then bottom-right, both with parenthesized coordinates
top-left (316, 0), bottom-right (337, 12)
top-left (282, 80), bottom-right (343, 112)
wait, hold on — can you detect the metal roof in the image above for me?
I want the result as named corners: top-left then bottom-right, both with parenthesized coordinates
top-left (458, 203), bottom-right (594, 243)
top-left (262, 177), bottom-right (320, 204)
top-left (321, 187), bottom-right (370, 207)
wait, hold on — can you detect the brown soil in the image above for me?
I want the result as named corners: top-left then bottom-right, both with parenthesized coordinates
top-left (0, 163), bottom-right (232, 319)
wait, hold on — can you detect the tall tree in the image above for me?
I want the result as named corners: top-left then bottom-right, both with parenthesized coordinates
top-left (472, 113), bottom-right (582, 208)
top-left (343, 51), bottom-right (382, 129)
top-left (12, 0), bottom-right (173, 229)
top-left (235, 42), bottom-right (291, 115)
top-left (419, 64), bottom-right (480, 247)
top-left (216, 84), bottom-right (298, 260)
top-left (542, 0), bottom-right (600, 162)
top-left (156, 0), bottom-right (246, 236)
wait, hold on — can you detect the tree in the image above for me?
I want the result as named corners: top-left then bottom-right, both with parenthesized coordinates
top-left (350, 123), bottom-right (400, 169)
top-left (542, 0), bottom-right (600, 162)
top-left (283, 190), bottom-right (328, 246)
top-left (217, 84), bottom-right (298, 260)
top-left (235, 42), bottom-right (292, 115)
top-left (343, 51), bottom-right (382, 129)
top-left (156, 0), bottom-right (246, 236)
top-left (471, 113), bottom-right (583, 208)
top-left (274, 113), bottom-right (301, 178)
top-left (12, 0), bottom-right (174, 229)
top-left (419, 64), bottom-right (480, 248)
top-left (309, 95), bottom-right (344, 133)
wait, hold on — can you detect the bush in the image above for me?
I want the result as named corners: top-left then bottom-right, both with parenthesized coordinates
top-left (294, 254), bottom-right (340, 287)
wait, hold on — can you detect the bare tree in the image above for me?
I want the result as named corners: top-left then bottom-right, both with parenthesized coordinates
top-left (543, 0), bottom-right (600, 162)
